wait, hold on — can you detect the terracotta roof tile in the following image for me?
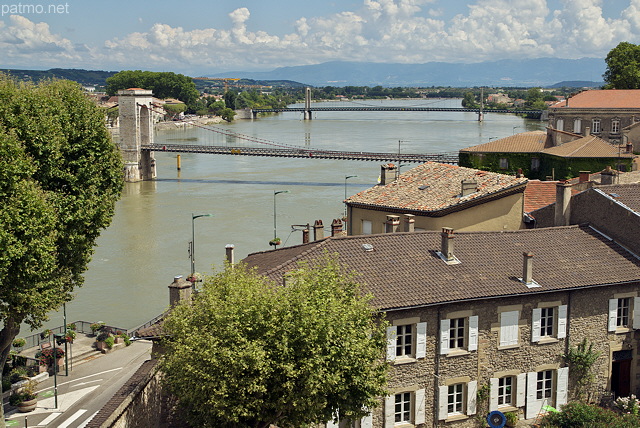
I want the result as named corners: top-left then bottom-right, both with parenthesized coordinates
top-left (524, 180), bottom-right (559, 212)
top-left (345, 162), bottom-right (528, 213)
top-left (243, 225), bottom-right (640, 311)
top-left (460, 131), bottom-right (550, 153)
top-left (541, 135), bottom-right (634, 158)
top-left (550, 89), bottom-right (640, 109)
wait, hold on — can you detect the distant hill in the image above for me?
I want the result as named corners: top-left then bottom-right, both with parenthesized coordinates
top-left (219, 58), bottom-right (606, 87)
top-left (0, 68), bottom-right (117, 87)
top-left (549, 80), bottom-right (604, 89)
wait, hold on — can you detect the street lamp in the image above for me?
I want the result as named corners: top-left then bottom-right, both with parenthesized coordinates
top-left (190, 213), bottom-right (212, 280)
top-left (273, 190), bottom-right (289, 242)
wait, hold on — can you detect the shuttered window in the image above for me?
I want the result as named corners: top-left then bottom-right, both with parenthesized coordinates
top-left (499, 311), bottom-right (519, 347)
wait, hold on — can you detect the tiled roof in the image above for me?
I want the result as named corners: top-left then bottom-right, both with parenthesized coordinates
top-left (243, 225), bottom-right (640, 311)
top-left (524, 180), bottom-right (559, 212)
top-left (541, 135), bottom-right (634, 158)
top-left (596, 183), bottom-right (640, 213)
top-left (550, 89), bottom-right (640, 109)
top-left (460, 131), bottom-right (550, 153)
top-left (345, 162), bottom-right (528, 214)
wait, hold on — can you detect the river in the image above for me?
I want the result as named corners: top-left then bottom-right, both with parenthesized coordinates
top-left (43, 99), bottom-right (545, 331)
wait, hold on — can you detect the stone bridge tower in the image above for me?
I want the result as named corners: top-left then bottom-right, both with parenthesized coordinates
top-left (118, 88), bottom-right (156, 182)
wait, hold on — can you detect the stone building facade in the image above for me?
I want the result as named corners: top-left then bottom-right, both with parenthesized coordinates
top-left (244, 225), bottom-right (640, 428)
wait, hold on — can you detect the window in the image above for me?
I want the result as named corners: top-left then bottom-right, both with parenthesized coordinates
top-left (362, 220), bottom-right (372, 235)
top-left (440, 315), bottom-right (478, 355)
top-left (592, 118), bottom-right (601, 133)
top-left (448, 384), bottom-right (464, 415)
top-left (499, 158), bottom-right (509, 169)
top-left (384, 389), bottom-right (425, 426)
top-left (608, 297), bottom-right (640, 331)
top-left (386, 321), bottom-right (426, 361)
top-left (525, 368), bottom-right (568, 419)
top-left (556, 119), bottom-right (564, 131)
top-left (612, 119), bottom-right (620, 134)
top-left (531, 157), bottom-right (540, 171)
top-left (498, 377), bottom-right (513, 406)
top-left (499, 311), bottom-right (519, 347)
top-left (573, 118), bottom-right (582, 133)
top-left (532, 305), bottom-right (567, 342)
top-left (490, 374), bottom-right (526, 411)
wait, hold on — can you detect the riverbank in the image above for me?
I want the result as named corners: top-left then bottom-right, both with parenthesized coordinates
top-left (108, 115), bottom-right (226, 139)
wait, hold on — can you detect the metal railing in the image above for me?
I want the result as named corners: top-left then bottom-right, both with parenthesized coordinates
top-left (128, 311), bottom-right (167, 338)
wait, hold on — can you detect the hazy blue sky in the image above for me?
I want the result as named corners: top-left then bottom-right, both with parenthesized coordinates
top-left (0, 0), bottom-right (638, 74)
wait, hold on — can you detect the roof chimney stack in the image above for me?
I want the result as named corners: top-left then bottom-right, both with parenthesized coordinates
top-left (313, 220), bottom-right (324, 241)
top-left (601, 166), bottom-right (617, 185)
top-left (379, 164), bottom-right (397, 186)
top-left (404, 214), bottom-right (415, 232)
top-left (385, 215), bottom-right (400, 233)
top-left (554, 182), bottom-right (572, 226)
top-left (585, 126), bottom-right (591, 136)
top-left (579, 171), bottom-right (591, 183)
top-left (522, 252), bottom-right (534, 286)
top-left (225, 244), bottom-right (235, 265)
top-left (331, 218), bottom-right (343, 236)
top-left (169, 275), bottom-right (192, 307)
top-left (440, 227), bottom-right (455, 262)
top-left (461, 179), bottom-right (477, 197)
top-left (302, 227), bottom-right (309, 244)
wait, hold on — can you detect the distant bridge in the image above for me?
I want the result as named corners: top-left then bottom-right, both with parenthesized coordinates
top-left (143, 144), bottom-right (459, 164)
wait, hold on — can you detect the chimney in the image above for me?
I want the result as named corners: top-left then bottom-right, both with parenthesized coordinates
top-left (168, 275), bottom-right (192, 307)
top-left (461, 179), bottom-right (477, 197)
top-left (225, 244), bottom-right (235, 264)
top-left (404, 214), bottom-right (415, 232)
top-left (522, 252), bottom-right (534, 286)
top-left (578, 171), bottom-right (590, 183)
top-left (331, 219), bottom-right (343, 236)
top-left (302, 227), bottom-right (309, 244)
top-left (313, 220), bottom-right (324, 241)
top-left (585, 126), bottom-right (591, 136)
top-left (601, 166), bottom-right (617, 185)
top-left (385, 215), bottom-right (400, 233)
top-left (554, 182), bottom-right (572, 226)
top-left (379, 164), bottom-right (397, 185)
top-left (440, 227), bottom-right (455, 261)
top-left (626, 142), bottom-right (633, 154)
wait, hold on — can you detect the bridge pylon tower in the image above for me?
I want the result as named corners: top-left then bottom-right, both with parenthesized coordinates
top-left (118, 88), bottom-right (157, 182)
top-left (304, 87), bottom-right (312, 120)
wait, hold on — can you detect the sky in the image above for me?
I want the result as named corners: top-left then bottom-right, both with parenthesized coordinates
top-left (0, 0), bottom-right (639, 75)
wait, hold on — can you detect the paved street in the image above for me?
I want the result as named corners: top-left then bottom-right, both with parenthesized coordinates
top-left (5, 339), bottom-right (153, 427)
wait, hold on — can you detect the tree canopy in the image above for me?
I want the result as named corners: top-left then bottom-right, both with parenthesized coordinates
top-left (160, 258), bottom-right (388, 428)
top-left (0, 75), bottom-right (123, 423)
top-left (105, 70), bottom-right (199, 106)
top-left (603, 42), bottom-right (640, 89)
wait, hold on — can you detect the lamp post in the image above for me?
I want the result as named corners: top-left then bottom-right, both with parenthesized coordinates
top-left (273, 190), bottom-right (289, 242)
top-left (190, 213), bottom-right (212, 280)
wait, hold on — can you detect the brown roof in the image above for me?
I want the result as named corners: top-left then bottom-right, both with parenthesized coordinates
top-left (460, 131), bottom-right (550, 153)
top-left (524, 180), bottom-right (559, 212)
top-left (345, 162), bottom-right (528, 215)
top-left (541, 135), bottom-right (634, 158)
top-left (243, 225), bottom-right (640, 311)
top-left (550, 89), bottom-right (640, 109)
top-left (596, 183), bottom-right (640, 213)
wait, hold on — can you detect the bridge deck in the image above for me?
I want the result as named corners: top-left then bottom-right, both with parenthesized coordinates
top-left (252, 106), bottom-right (543, 115)
top-left (144, 144), bottom-right (459, 164)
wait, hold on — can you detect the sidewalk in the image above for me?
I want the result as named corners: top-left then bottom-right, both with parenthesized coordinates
top-left (16, 333), bottom-right (105, 368)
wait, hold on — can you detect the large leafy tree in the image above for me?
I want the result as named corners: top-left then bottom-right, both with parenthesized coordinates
top-left (603, 42), bottom-right (640, 89)
top-left (160, 258), bottom-right (388, 428)
top-left (105, 70), bottom-right (200, 106)
top-left (0, 76), bottom-right (123, 423)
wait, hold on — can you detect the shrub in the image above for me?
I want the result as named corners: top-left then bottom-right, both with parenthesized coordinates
top-left (12, 337), bottom-right (26, 348)
top-left (104, 336), bottom-right (115, 349)
top-left (9, 367), bottom-right (28, 384)
top-left (615, 395), bottom-right (640, 416)
top-left (96, 331), bottom-right (111, 342)
top-left (541, 402), bottom-right (619, 427)
top-left (9, 379), bottom-right (37, 405)
top-left (67, 323), bottom-right (76, 330)
top-left (35, 347), bottom-right (64, 366)
top-left (2, 377), bottom-right (11, 392)
top-left (90, 322), bottom-right (105, 334)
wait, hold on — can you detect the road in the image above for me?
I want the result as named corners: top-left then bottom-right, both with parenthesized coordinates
top-left (5, 340), bottom-right (153, 428)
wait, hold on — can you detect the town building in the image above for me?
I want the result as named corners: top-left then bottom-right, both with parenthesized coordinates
top-left (344, 163), bottom-right (528, 235)
top-left (243, 225), bottom-right (640, 428)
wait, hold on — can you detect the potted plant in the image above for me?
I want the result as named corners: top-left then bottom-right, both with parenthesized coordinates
top-left (65, 328), bottom-right (76, 343)
top-left (269, 237), bottom-right (282, 247)
top-left (36, 347), bottom-right (64, 368)
top-left (9, 379), bottom-right (38, 412)
top-left (104, 336), bottom-right (115, 350)
top-left (39, 329), bottom-right (52, 340)
top-left (95, 331), bottom-right (111, 351)
top-left (505, 411), bottom-right (518, 427)
top-left (90, 321), bottom-right (105, 335)
top-left (12, 337), bottom-right (26, 348)
top-left (67, 322), bottom-right (77, 331)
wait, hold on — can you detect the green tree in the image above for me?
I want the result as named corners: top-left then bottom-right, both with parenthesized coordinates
top-left (160, 258), bottom-right (388, 428)
top-left (0, 75), bottom-right (123, 425)
top-left (163, 103), bottom-right (187, 119)
top-left (461, 91), bottom-right (478, 108)
top-left (220, 107), bottom-right (236, 122)
top-left (604, 42), bottom-right (640, 89)
top-left (105, 70), bottom-right (199, 106)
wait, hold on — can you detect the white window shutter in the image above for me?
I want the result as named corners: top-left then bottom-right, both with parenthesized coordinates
top-left (467, 381), bottom-right (478, 415)
top-left (609, 299), bottom-right (618, 332)
top-left (532, 308), bottom-right (541, 342)
top-left (438, 385), bottom-right (448, 420)
top-left (634, 297), bottom-right (640, 330)
top-left (386, 326), bottom-right (396, 361)
top-left (384, 395), bottom-right (395, 428)
top-left (526, 372), bottom-right (541, 420)
top-left (516, 373), bottom-right (526, 408)
top-left (415, 388), bottom-right (425, 425)
top-left (500, 311), bottom-right (519, 346)
top-left (557, 305), bottom-right (567, 339)
top-left (557, 367), bottom-right (569, 408)
top-left (489, 378), bottom-right (499, 411)
top-left (468, 316), bottom-right (479, 351)
top-left (440, 319), bottom-right (450, 355)
top-left (360, 413), bottom-right (373, 428)
top-left (416, 322), bottom-right (427, 359)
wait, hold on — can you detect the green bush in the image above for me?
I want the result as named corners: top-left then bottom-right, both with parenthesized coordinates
top-left (96, 331), bottom-right (110, 342)
top-left (9, 367), bottom-right (28, 384)
top-left (541, 402), bottom-right (620, 427)
top-left (104, 336), bottom-right (115, 349)
top-left (2, 377), bottom-right (11, 392)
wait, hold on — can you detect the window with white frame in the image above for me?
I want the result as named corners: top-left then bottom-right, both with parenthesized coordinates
top-left (608, 297), bottom-right (640, 332)
top-left (525, 368), bottom-right (568, 419)
top-left (532, 305), bottom-right (567, 342)
top-left (499, 310), bottom-right (519, 347)
top-left (440, 315), bottom-right (478, 355)
top-left (438, 381), bottom-right (477, 420)
top-left (386, 321), bottom-right (426, 361)
top-left (384, 389), bottom-right (425, 426)
top-left (612, 119), bottom-right (621, 134)
top-left (573, 118), bottom-right (582, 133)
top-left (592, 118), bottom-right (601, 133)
top-left (490, 373), bottom-right (526, 411)
top-left (498, 377), bottom-right (513, 407)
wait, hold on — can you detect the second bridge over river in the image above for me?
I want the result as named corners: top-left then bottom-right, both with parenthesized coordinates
top-left (143, 144), bottom-right (459, 164)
